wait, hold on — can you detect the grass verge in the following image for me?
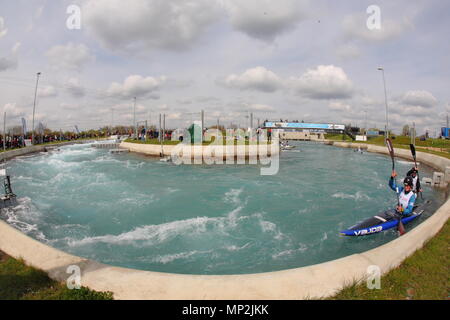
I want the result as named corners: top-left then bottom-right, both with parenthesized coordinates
top-left (325, 134), bottom-right (450, 159)
top-left (329, 219), bottom-right (450, 300)
top-left (0, 250), bottom-right (113, 300)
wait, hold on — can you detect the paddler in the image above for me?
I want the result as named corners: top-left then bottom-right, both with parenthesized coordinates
top-left (389, 171), bottom-right (416, 216)
top-left (406, 167), bottom-right (422, 194)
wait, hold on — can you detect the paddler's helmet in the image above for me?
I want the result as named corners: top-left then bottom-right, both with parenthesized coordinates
top-left (404, 176), bottom-right (414, 187)
top-left (410, 167), bottom-right (418, 175)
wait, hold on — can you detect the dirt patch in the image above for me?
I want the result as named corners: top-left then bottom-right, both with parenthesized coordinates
top-left (0, 250), bottom-right (9, 262)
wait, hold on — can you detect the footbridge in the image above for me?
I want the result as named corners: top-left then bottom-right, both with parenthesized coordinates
top-left (263, 122), bottom-right (355, 141)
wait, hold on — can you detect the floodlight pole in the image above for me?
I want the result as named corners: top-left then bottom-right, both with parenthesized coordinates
top-left (31, 72), bottom-right (41, 145)
top-left (364, 110), bottom-right (367, 136)
top-left (159, 114), bottom-right (162, 142)
top-left (378, 67), bottom-right (389, 141)
top-left (133, 97), bottom-right (137, 139)
top-left (3, 112), bottom-right (6, 152)
top-left (163, 113), bottom-right (166, 143)
top-left (111, 108), bottom-right (114, 136)
top-left (201, 109), bottom-right (204, 143)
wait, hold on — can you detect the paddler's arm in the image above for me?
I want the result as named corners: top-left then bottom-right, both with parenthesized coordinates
top-left (389, 170), bottom-right (398, 192)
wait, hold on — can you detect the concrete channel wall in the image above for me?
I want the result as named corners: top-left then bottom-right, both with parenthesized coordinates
top-left (0, 141), bottom-right (95, 162)
top-left (0, 141), bottom-right (448, 299)
top-left (331, 141), bottom-right (450, 172)
top-left (120, 141), bottom-right (279, 158)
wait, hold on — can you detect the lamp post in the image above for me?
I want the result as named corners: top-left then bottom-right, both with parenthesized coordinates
top-left (110, 108), bottom-right (114, 137)
top-left (377, 67), bottom-right (389, 141)
top-left (3, 112), bottom-right (6, 152)
top-left (32, 72), bottom-right (41, 145)
top-left (364, 110), bottom-right (368, 136)
top-left (133, 97), bottom-right (137, 139)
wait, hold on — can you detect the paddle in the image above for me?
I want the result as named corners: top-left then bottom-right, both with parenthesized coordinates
top-left (409, 144), bottom-right (424, 200)
top-left (386, 138), bottom-right (406, 235)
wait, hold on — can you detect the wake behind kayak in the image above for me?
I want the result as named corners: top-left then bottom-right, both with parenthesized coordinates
top-left (340, 200), bottom-right (431, 236)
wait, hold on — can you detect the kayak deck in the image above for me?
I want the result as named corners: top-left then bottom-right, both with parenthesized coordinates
top-left (340, 200), bottom-right (431, 236)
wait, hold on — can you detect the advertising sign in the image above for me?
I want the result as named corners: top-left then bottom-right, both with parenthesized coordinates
top-left (264, 122), bottom-right (345, 130)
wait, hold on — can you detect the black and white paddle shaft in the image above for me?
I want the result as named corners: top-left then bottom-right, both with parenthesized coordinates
top-left (386, 138), bottom-right (395, 170)
top-left (386, 138), bottom-right (406, 235)
top-left (410, 144), bottom-right (424, 200)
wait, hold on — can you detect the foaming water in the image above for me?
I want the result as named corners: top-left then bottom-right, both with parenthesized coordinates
top-left (332, 191), bottom-right (371, 201)
top-left (1, 141), bottom-right (447, 274)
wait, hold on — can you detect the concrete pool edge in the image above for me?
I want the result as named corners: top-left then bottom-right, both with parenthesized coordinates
top-left (0, 142), bottom-right (448, 299)
top-left (328, 141), bottom-right (450, 172)
top-left (0, 139), bottom-right (103, 162)
top-left (120, 141), bottom-right (280, 157)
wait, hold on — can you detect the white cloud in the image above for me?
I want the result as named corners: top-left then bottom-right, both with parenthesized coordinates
top-left (45, 43), bottom-right (94, 70)
top-left (167, 112), bottom-right (182, 120)
top-left (248, 103), bottom-right (275, 112)
top-left (220, 66), bottom-right (283, 92)
top-left (401, 90), bottom-right (437, 109)
top-left (156, 104), bottom-right (170, 111)
top-left (195, 96), bottom-right (220, 103)
top-left (396, 105), bottom-right (433, 117)
top-left (385, 91), bottom-right (439, 131)
top-left (388, 112), bottom-right (439, 132)
top-left (289, 65), bottom-right (354, 100)
top-left (65, 78), bottom-right (86, 97)
top-left (222, 0), bottom-right (308, 41)
top-left (60, 103), bottom-right (81, 111)
top-left (329, 101), bottom-right (351, 112)
top-left (0, 17), bottom-right (7, 38)
top-left (0, 42), bottom-right (20, 72)
top-left (83, 0), bottom-right (220, 53)
top-left (387, 90), bottom-right (438, 120)
top-left (342, 13), bottom-right (413, 43)
top-left (329, 90), bottom-right (442, 135)
top-left (335, 43), bottom-right (361, 59)
top-left (106, 75), bottom-right (166, 99)
top-left (3, 103), bottom-right (26, 118)
top-left (360, 95), bottom-right (382, 108)
top-left (38, 85), bottom-right (58, 98)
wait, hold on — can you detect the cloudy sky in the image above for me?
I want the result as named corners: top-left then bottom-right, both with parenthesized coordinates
top-left (0, 0), bottom-right (449, 135)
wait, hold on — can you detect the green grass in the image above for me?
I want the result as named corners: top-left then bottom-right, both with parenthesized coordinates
top-left (325, 134), bottom-right (450, 159)
top-left (324, 133), bottom-right (353, 142)
top-left (0, 251), bottom-right (113, 300)
top-left (329, 219), bottom-right (450, 300)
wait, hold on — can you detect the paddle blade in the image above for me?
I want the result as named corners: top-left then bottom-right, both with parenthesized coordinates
top-left (398, 219), bottom-right (406, 236)
top-left (386, 138), bottom-right (394, 157)
top-left (409, 144), bottom-right (416, 158)
top-left (386, 138), bottom-right (395, 170)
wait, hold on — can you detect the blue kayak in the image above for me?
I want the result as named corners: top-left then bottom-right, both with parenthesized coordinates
top-left (340, 200), bottom-right (430, 236)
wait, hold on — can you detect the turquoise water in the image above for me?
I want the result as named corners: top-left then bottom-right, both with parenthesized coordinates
top-left (2, 141), bottom-right (447, 275)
